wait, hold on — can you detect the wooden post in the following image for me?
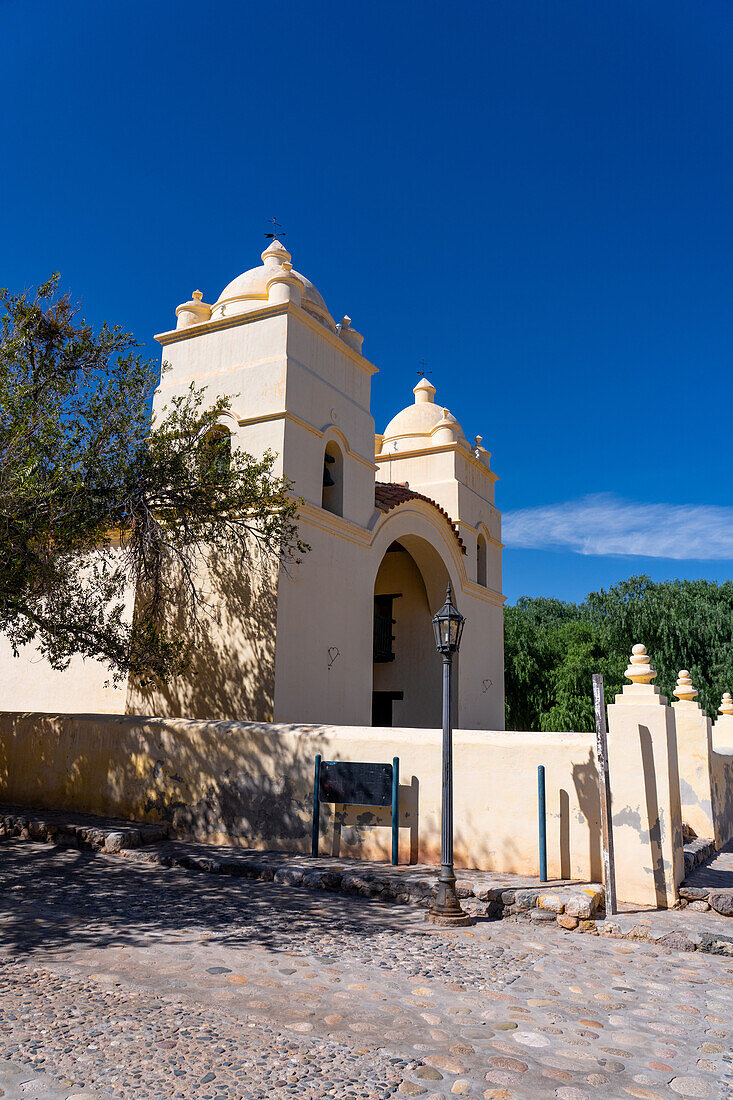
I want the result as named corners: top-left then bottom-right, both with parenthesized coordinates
top-left (592, 674), bottom-right (617, 916)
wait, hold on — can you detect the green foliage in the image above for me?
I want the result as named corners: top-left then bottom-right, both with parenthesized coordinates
top-left (0, 276), bottom-right (308, 684)
top-left (505, 576), bottom-right (733, 730)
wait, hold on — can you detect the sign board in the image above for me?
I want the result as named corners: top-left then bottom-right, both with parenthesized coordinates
top-left (312, 755), bottom-right (400, 865)
top-left (318, 760), bottom-right (393, 807)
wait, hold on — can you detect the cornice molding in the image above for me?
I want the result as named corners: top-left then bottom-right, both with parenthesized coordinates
top-left (155, 302), bottom-right (379, 378)
top-left (375, 442), bottom-right (498, 482)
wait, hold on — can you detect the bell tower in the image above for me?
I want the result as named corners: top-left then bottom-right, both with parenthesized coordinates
top-left (154, 239), bottom-right (379, 527)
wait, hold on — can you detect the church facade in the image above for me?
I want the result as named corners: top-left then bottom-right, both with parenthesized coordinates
top-left (1, 240), bottom-right (506, 728)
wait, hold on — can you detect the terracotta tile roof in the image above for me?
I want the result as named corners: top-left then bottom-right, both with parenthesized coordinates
top-left (374, 482), bottom-right (466, 555)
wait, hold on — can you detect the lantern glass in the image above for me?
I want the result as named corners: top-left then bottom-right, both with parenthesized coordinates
top-left (432, 584), bottom-right (465, 655)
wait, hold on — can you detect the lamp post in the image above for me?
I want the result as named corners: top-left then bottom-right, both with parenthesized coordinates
top-left (428, 583), bottom-right (472, 927)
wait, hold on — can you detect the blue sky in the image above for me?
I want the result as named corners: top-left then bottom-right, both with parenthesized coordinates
top-left (3, 1), bottom-right (732, 604)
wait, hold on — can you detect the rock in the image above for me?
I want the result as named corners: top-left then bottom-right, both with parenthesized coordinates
top-left (514, 890), bottom-right (539, 911)
top-left (688, 900), bottom-right (710, 912)
top-left (679, 885), bottom-right (709, 901)
top-left (399, 1082), bottom-right (427, 1096)
top-left (321, 870), bottom-right (343, 891)
top-left (456, 881), bottom-right (474, 898)
top-left (463, 899), bottom-right (489, 918)
top-left (103, 832), bottom-right (127, 853)
top-left (559, 893), bottom-right (594, 919)
top-left (273, 867), bottom-right (304, 887)
top-left (500, 889), bottom-right (516, 905)
top-left (415, 1066), bottom-right (443, 1080)
top-left (537, 893), bottom-right (565, 913)
top-left (557, 914), bottom-right (579, 930)
top-left (451, 1082), bottom-right (471, 1095)
top-left (657, 932), bottom-right (695, 952)
top-left (578, 919), bottom-right (596, 933)
top-left (475, 886), bottom-right (505, 902)
top-left (530, 907), bottom-right (556, 922)
top-left (708, 891), bottom-right (733, 916)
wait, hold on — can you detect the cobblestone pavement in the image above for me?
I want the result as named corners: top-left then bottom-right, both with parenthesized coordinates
top-left (0, 841), bottom-right (732, 1099)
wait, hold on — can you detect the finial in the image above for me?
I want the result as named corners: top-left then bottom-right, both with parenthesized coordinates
top-left (624, 643), bottom-right (657, 685)
top-left (719, 692), bottom-right (733, 716)
top-left (474, 435), bottom-right (483, 447)
top-left (674, 670), bottom-right (698, 702)
top-left (413, 377), bottom-right (436, 403)
top-left (264, 216), bottom-right (286, 240)
top-left (192, 290), bottom-right (203, 302)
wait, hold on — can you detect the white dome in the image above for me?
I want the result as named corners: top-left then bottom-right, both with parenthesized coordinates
top-left (380, 379), bottom-right (469, 454)
top-left (210, 240), bottom-right (336, 331)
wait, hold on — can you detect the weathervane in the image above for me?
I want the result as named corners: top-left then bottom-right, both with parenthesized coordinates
top-left (265, 217), bottom-right (286, 241)
top-left (417, 358), bottom-right (432, 378)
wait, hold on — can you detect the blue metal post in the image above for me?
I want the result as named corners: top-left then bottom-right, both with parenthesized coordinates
top-left (391, 756), bottom-right (400, 866)
top-left (311, 754), bottom-right (322, 857)
top-left (538, 764), bottom-right (547, 883)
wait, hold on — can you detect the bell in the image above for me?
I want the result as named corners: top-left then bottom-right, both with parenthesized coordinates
top-left (322, 452), bottom-right (336, 487)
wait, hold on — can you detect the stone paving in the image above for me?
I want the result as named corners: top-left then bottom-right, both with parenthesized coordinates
top-left (1, 840), bottom-right (732, 1099)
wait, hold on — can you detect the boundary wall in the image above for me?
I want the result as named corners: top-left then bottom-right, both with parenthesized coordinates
top-left (1, 646), bottom-right (731, 909)
top-left (0, 712), bottom-right (600, 880)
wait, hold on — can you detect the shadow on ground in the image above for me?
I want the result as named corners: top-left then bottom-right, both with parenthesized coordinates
top-left (0, 839), bottom-right (426, 960)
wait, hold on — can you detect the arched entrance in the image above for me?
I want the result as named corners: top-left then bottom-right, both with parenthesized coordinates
top-left (372, 536), bottom-right (452, 727)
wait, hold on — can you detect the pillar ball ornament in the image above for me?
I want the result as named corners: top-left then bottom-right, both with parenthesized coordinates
top-left (431, 583), bottom-right (465, 654)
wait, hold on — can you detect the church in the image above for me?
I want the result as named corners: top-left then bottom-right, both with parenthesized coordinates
top-left (2, 239), bottom-right (506, 729)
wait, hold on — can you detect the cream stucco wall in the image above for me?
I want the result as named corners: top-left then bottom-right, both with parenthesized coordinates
top-left (0, 247), bottom-right (506, 731)
top-left (0, 639), bottom-right (128, 715)
top-left (607, 682), bottom-right (684, 909)
top-left (0, 711), bottom-right (600, 880)
top-left (673, 699), bottom-right (716, 841)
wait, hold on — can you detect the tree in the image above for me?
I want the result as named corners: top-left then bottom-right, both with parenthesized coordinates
top-left (0, 276), bottom-right (307, 685)
top-left (505, 576), bottom-right (733, 730)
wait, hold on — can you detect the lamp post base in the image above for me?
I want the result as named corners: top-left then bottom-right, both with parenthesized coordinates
top-left (426, 867), bottom-right (473, 927)
top-left (426, 909), bottom-right (473, 927)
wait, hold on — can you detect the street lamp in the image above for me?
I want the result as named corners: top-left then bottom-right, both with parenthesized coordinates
top-left (428, 583), bottom-right (472, 927)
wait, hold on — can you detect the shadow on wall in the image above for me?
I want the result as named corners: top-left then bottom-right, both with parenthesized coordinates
top-left (572, 748), bottom-right (603, 883)
top-left (639, 724), bottom-right (669, 909)
top-left (330, 777), bottom-right (419, 864)
top-left (711, 750), bottom-right (733, 848)
top-left (126, 543), bottom-right (278, 722)
top-left (0, 712), bottom-right (409, 859)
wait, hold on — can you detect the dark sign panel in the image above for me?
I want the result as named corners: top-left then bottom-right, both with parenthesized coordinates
top-left (319, 761), bottom-right (393, 807)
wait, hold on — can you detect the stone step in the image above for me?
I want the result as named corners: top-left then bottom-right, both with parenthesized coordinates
top-left (0, 802), bottom-right (605, 927)
top-left (680, 836), bottom-right (733, 917)
top-left (0, 803), bottom-right (168, 852)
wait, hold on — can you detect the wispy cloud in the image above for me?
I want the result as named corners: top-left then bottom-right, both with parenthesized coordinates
top-left (503, 494), bottom-right (733, 560)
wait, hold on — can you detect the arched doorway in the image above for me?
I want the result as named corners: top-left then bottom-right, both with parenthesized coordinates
top-left (372, 536), bottom-right (452, 727)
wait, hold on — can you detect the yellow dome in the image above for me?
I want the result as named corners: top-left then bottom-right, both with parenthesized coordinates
top-left (380, 380), bottom-right (468, 454)
top-left (210, 240), bottom-right (335, 331)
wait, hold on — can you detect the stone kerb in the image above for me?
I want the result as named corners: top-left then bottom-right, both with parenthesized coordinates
top-left (671, 670), bottom-right (717, 843)
top-left (606, 644), bottom-right (684, 908)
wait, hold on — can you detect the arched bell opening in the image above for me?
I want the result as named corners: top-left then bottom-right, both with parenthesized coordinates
top-left (321, 440), bottom-right (343, 516)
top-left (476, 532), bottom-right (487, 587)
top-left (372, 536), bottom-right (452, 728)
top-left (201, 424), bottom-right (232, 483)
